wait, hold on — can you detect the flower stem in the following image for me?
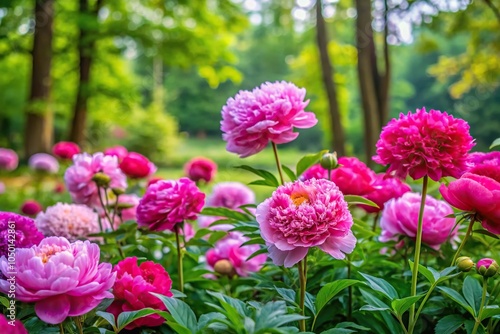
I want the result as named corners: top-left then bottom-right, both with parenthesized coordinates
top-left (175, 224), bottom-right (184, 294)
top-left (372, 212), bottom-right (380, 232)
top-left (472, 277), bottom-right (489, 334)
top-left (59, 323), bottom-right (64, 334)
top-left (74, 316), bottom-right (84, 334)
top-left (451, 217), bottom-right (475, 267)
top-left (408, 282), bottom-right (438, 333)
top-left (408, 175), bottom-right (428, 331)
top-left (347, 255), bottom-right (353, 321)
top-left (298, 257), bottom-right (308, 332)
top-left (271, 142), bottom-right (285, 185)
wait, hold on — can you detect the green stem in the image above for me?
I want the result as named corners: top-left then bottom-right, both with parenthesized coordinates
top-left (472, 278), bottom-right (488, 334)
top-left (450, 218), bottom-right (475, 266)
top-left (298, 257), bottom-right (307, 332)
top-left (59, 323), bottom-right (64, 334)
top-left (397, 316), bottom-right (409, 334)
top-left (408, 175), bottom-right (429, 331)
top-left (328, 168), bottom-right (332, 181)
top-left (347, 255), bottom-right (353, 321)
top-left (372, 212), bottom-right (380, 232)
top-left (74, 316), bottom-right (84, 334)
top-left (97, 187), bottom-right (125, 259)
top-left (408, 283), bottom-right (438, 333)
top-left (176, 224), bottom-right (184, 294)
top-left (271, 142), bottom-right (285, 185)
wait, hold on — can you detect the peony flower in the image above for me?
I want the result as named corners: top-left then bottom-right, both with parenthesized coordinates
top-left (64, 152), bottom-right (127, 206)
top-left (206, 182), bottom-right (255, 209)
top-left (0, 314), bottom-right (27, 334)
top-left (28, 153), bottom-right (59, 173)
top-left (116, 194), bottom-right (140, 222)
top-left (221, 81), bottom-right (318, 158)
top-left (360, 174), bottom-right (412, 213)
top-left (119, 152), bottom-right (156, 179)
top-left (301, 164), bottom-right (328, 181)
top-left (107, 257), bottom-right (172, 330)
top-left (439, 166), bottom-right (500, 234)
top-left (35, 203), bottom-right (100, 241)
top-left (0, 212), bottom-right (44, 258)
top-left (52, 141), bottom-right (80, 160)
top-left (0, 148), bottom-right (18, 171)
top-left (379, 192), bottom-right (457, 250)
top-left (256, 178), bottom-right (356, 267)
top-left (468, 151), bottom-right (500, 169)
top-left (206, 232), bottom-right (266, 277)
top-left (0, 237), bottom-right (116, 324)
top-left (373, 107), bottom-right (474, 181)
top-left (104, 145), bottom-right (128, 162)
top-left (184, 157), bottom-right (217, 183)
top-left (20, 200), bottom-right (43, 216)
top-left (136, 178), bottom-right (205, 231)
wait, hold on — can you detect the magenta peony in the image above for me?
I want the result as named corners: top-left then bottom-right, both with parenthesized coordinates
top-left (221, 81), bottom-right (318, 158)
top-left (107, 257), bottom-right (173, 330)
top-left (256, 178), bottom-right (356, 267)
top-left (35, 203), bottom-right (100, 241)
top-left (0, 148), bottom-right (18, 171)
top-left (64, 152), bottom-right (127, 206)
top-left (468, 151), bottom-right (500, 169)
top-left (0, 237), bottom-right (116, 324)
top-left (104, 145), bottom-right (129, 162)
top-left (206, 232), bottom-right (266, 277)
top-left (119, 152), bottom-right (156, 179)
top-left (373, 107), bottom-right (474, 181)
top-left (28, 153), bottom-right (59, 173)
top-left (380, 192), bottom-right (457, 250)
top-left (360, 174), bottom-right (412, 213)
top-left (52, 141), bottom-right (80, 160)
top-left (439, 166), bottom-right (500, 234)
top-left (184, 157), bottom-right (217, 183)
top-left (20, 200), bottom-right (43, 216)
top-left (300, 164), bottom-right (328, 181)
top-left (0, 212), bottom-right (44, 258)
top-left (136, 178), bottom-right (205, 231)
top-left (0, 314), bottom-right (27, 334)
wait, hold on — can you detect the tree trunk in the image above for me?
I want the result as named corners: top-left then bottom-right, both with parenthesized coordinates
top-left (24, 0), bottom-right (54, 157)
top-left (315, 0), bottom-right (346, 156)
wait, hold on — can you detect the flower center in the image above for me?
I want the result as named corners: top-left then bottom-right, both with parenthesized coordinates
top-left (290, 191), bottom-right (309, 206)
top-left (37, 245), bottom-right (66, 264)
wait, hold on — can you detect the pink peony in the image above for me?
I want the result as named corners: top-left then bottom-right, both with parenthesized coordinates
top-left (256, 178), bottom-right (356, 267)
top-left (0, 314), bottom-right (27, 334)
top-left (28, 153), bottom-right (59, 173)
top-left (107, 257), bottom-right (173, 330)
top-left (206, 232), bottom-right (266, 277)
top-left (467, 151), bottom-right (500, 169)
top-left (0, 237), bottom-right (116, 324)
top-left (379, 192), bottom-right (457, 250)
top-left (116, 194), bottom-right (140, 222)
top-left (0, 182), bottom-right (4, 195)
top-left (300, 164), bottom-right (328, 181)
top-left (360, 174), bottom-right (412, 213)
top-left (119, 152), bottom-right (156, 179)
top-left (373, 107), bottom-right (474, 181)
top-left (52, 141), bottom-right (80, 160)
top-left (477, 258), bottom-right (496, 270)
top-left (35, 203), bottom-right (100, 241)
top-left (136, 178), bottom-right (205, 231)
top-left (64, 152), bottom-right (127, 206)
top-left (206, 182), bottom-right (255, 209)
top-left (104, 145), bottom-right (128, 162)
top-left (184, 157), bottom-right (217, 183)
top-left (0, 212), bottom-right (44, 258)
top-left (439, 166), bottom-right (500, 234)
top-left (221, 81), bottom-right (318, 158)
top-left (0, 148), bottom-right (18, 171)
top-left (20, 200), bottom-right (43, 216)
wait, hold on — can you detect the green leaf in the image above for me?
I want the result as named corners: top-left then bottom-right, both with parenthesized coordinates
top-left (480, 305), bottom-right (500, 321)
top-left (359, 305), bottom-right (390, 312)
top-left (437, 286), bottom-right (475, 316)
top-left (274, 287), bottom-right (299, 307)
top-left (489, 137), bottom-right (500, 150)
top-left (316, 279), bottom-right (364, 315)
top-left (305, 292), bottom-right (317, 315)
top-left (116, 308), bottom-right (161, 331)
top-left (409, 260), bottom-right (436, 284)
top-left (95, 311), bottom-right (117, 331)
top-left (473, 229), bottom-right (500, 239)
top-left (344, 195), bottom-right (379, 208)
top-left (359, 272), bottom-right (399, 300)
top-left (197, 312), bottom-right (228, 332)
top-left (281, 164), bottom-right (297, 181)
top-left (208, 231), bottom-right (228, 245)
top-left (463, 276), bottom-right (483, 316)
top-left (391, 294), bottom-right (425, 317)
top-left (435, 314), bottom-right (464, 334)
top-left (296, 150), bottom-right (328, 177)
top-left (241, 237), bottom-right (265, 246)
top-left (201, 207), bottom-right (252, 222)
top-left (246, 247), bottom-right (268, 261)
top-left (235, 165), bottom-right (280, 187)
top-left (0, 295), bottom-right (9, 308)
top-left (152, 293), bottom-right (198, 332)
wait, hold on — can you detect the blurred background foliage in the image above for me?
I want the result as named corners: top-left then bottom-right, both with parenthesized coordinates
top-left (0, 0), bottom-right (499, 167)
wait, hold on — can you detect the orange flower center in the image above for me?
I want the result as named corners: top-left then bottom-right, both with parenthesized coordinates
top-left (37, 245), bottom-right (66, 264)
top-left (290, 191), bottom-right (309, 206)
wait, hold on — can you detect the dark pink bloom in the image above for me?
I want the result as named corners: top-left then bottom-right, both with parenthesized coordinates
top-left (221, 81), bottom-right (318, 158)
top-left (380, 192), bottom-right (457, 250)
top-left (360, 174), bottom-right (412, 213)
top-left (477, 258), bottom-right (495, 270)
top-left (373, 107), bottom-right (474, 181)
top-left (184, 157), bottom-right (217, 183)
top-left (119, 152), bottom-right (156, 179)
top-left (468, 151), bottom-right (500, 169)
top-left (136, 178), bottom-right (205, 231)
top-left (52, 141), bottom-right (80, 160)
top-left (107, 257), bottom-right (173, 330)
top-left (0, 314), bottom-right (27, 334)
top-left (147, 177), bottom-right (163, 187)
top-left (0, 212), bottom-right (44, 258)
top-left (0, 237), bottom-right (116, 324)
top-left (104, 146), bottom-right (128, 162)
top-left (300, 164), bottom-right (328, 181)
top-left (0, 148), bottom-right (18, 171)
top-left (439, 167), bottom-right (500, 234)
top-left (20, 200), bottom-right (43, 216)
top-left (206, 232), bottom-right (266, 277)
top-left (256, 178), bottom-right (356, 267)
top-left (28, 153), bottom-right (59, 173)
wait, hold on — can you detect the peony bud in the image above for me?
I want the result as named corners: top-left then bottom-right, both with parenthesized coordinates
top-left (477, 258), bottom-right (499, 278)
top-left (456, 256), bottom-right (474, 272)
top-left (92, 172), bottom-right (111, 187)
top-left (112, 187), bottom-right (125, 196)
top-left (213, 259), bottom-right (236, 277)
top-left (320, 152), bottom-right (338, 170)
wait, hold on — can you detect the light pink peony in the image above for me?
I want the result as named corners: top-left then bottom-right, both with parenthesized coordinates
top-left (119, 152), bottom-right (156, 179)
top-left (256, 178), bottom-right (356, 267)
top-left (0, 314), bottom-right (27, 334)
top-left (440, 166), bottom-right (500, 234)
top-left (104, 145), bottom-right (128, 162)
top-left (0, 237), bottom-right (116, 324)
top-left (28, 153), bottom-right (59, 173)
top-left (360, 174), bottom-right (412, 213)
top-left (64, 152), bottom-right (127, 206)
top-left (35, 203), bottom-right (100, 241)
top-left (0, 148), bottom-right (18, 171)
top-left (373, 107), bottom-right (474, 181)
top-left (380, 192), bottom-right (457, 250)
top-left (206, 232), bottom-right (266, 277)
top-left (20, 200), bottom-right (43, 216)
top-left (136, 178), bottom-right (205, 231)
top-left (52, 141), bottom-right (80, 160)
top-left (221, 81), bottom-right (318, 158)
top-left (184, 157), bottom-right (217, 183)
top-left (207, 182), bottom-right (255, 209)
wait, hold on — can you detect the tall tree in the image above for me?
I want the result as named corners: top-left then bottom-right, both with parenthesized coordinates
top-left (24, 0), bottom-right (54, 157)
top-left (315, 0), bottom-right (346, 156)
